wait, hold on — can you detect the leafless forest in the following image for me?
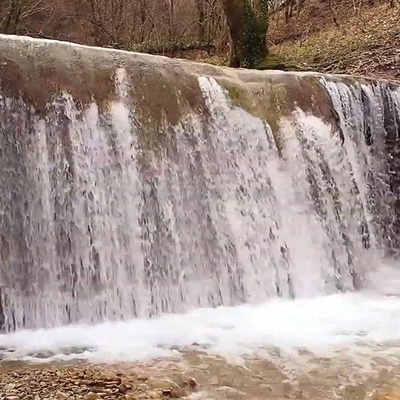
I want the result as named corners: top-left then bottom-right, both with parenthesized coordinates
top-left (0, 0), bottom-right (231, 54)
top-left (0, 0), bottom-right (398, 70)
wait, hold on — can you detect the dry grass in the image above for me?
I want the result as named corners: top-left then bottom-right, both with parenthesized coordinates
top-left (270, 1), bottom-right (400, 79)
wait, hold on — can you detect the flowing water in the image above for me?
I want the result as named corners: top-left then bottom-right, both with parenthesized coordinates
top-left (1, 36), bottom-right (400, 391)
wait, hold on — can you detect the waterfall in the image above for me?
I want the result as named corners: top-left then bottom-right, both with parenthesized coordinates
top-left (0, 35), bottom-right (399, 332)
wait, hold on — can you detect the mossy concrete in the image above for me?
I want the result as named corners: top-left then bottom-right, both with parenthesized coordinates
top-left (0, 34), bottom-right (398, 160)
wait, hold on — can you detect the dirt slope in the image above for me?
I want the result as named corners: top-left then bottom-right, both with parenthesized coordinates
top-left (269, 0), bottom-right (400, 79)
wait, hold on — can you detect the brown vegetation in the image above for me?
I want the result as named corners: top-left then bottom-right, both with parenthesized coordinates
top-left (0, 0), bottom-right (398, 78)
top-left (0, 0), bottom-right (229, 56)
top-left (269, 0), bottom-right (400, 79)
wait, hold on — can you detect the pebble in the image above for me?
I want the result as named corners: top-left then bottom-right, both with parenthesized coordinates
top-left (55, 391), bottom-right (69, 399)
top-left (83, 393), bottom-right (100, 400)
top-left (180, 376), bottom-right (197, 389)
top-left (148, 378), bottom-right (187, 398)
top-left (0, 365), bottom-right (196, 400)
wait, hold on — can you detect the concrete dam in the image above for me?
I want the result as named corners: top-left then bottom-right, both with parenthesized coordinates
top-left (0, 34), bottom-right (399, 332)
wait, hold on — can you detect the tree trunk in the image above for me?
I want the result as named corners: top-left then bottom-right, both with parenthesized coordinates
top-left (139, 0), bottom-right (146, 43)
top-left (169, 0), bottom-right (176, 43)
top-left (221, 0), bottom-right (269, 68)
top-left (0, 0), bottom-right (23, 34)
top-left (195, 0), bottom-right (206, 43)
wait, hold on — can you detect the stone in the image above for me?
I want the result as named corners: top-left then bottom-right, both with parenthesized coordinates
top-left (137, 384), bottom-right (149, 392)
top-left (164, 387), bottom-right (187, 398)
top-left (180, 376), bottom-right (197, 389)
top-left (371, 394), bottom-right (394, 400)
top-left (293, 390), bottom-right (304, 399)
top-left (147, 391), bottom-right (161, 399)
top-left (344, 385), bottom-right (367, 400)
top-left (83, 393), bottom-right (100, 400)
top-left (56, 391), bottom-right (69, 399)
top-left (148, 378), bottom-right (187, 398)
top-left (0, 365), bottom-right (193, 400)
top-left (75, 387), bottom-right (89, 394)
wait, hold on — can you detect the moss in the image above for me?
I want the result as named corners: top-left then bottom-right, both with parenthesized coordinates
top-left (222, 82), bottom-right (264, 119)
top-left (220, 79), bottom-right (289, 156)
top-left (0, 36), bottom-right (347, 165)
top-left (0, 54), bottom-right (116, 115)
top-left (256, 55), bottom-right (288, 70)
top-left (218, 74), bottom-right (343, 158)
top-left (263, 84), bottom-right (288, 156)
top-left (0, 37), bottom-right (210, 162)
top-left (127, 67), bottom-right (209, 160)
top-left (241, 0), bottom-right (269, 68)
top-left (222, 0), bottom-right (269, 68)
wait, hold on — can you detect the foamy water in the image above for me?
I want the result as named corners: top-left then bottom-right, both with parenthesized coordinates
top-left (1, 291), bottom-right (400, 365)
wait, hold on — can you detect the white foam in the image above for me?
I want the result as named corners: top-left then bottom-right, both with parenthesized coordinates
top-left (1, 292), bottom-right (400, 364)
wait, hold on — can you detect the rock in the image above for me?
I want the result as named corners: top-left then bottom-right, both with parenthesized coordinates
top-left (83, 393), bottom-right (100, 400)
top-left (75, 387), bottom-right (89, 394)
top-left (56, 391), bottom-right (69, 399)
top-left (371, 393), bottom-right (394, 400)
top-left (180, 376), bottom-right (197, 389)
top-left (0, 364), bottom-right (193, 400)
top-left (148, 378), bottom-right (187, 398)
top-left (164, 387), bottom-right (187, 398)
top-left (147, 391), bottom-right (161, 399)
top-left (344, 385), bottom-right (367, 400)
top-left (293, 390), bottom-right (304, 399)
top-left (137, 383), bottom-right (149, 392)
top-left (119, 384), bottom-right (130, 394)
top-left (216, 386), bottom-right (247, 397)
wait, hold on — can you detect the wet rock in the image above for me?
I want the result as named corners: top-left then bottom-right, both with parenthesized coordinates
top-left (179, 375), bottom-right (197, 389)
top-left (215, 386), bottom-right (247, 399)
top-left (148, 378), bottom-right (187, 398)
top-left (371, 391), bottom-right (400, 400)
top-left (4, 383), bottom-right (16, 391)
top-left (137, 383), bottom-right (150, 392)
top-left (344, 384), bottom-right (367, 400)
top-left (372, 396), bottom-right (392, 400)
top-left (293, 390), bottom-right (304, 399)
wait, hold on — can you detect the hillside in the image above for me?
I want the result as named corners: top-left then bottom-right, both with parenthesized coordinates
top-left (0, 0), bottom-right (398, 79)
top-left (268, 0), bottom-right (400, 79)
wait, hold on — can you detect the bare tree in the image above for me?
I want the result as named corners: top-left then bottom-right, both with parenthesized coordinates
top-left (0, 0), bottom-right (229, 56)
top-left (195, 0), bottom-right (206, 42)
top-left (0, 0), bottom-right (49, 34)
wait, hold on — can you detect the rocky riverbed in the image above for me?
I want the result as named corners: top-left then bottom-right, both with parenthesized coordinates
top-left (0, 362), bottom-right (197, 400)
top-left (1, 350), bottom-right (400, 400)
